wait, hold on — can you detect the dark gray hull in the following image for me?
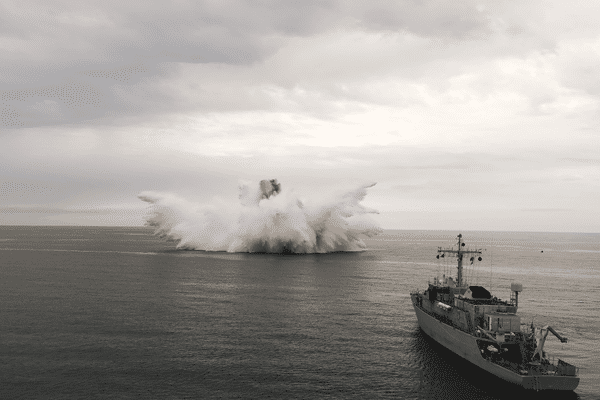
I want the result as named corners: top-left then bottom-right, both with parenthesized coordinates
top-left (412, 300), bottom-right (579, 391)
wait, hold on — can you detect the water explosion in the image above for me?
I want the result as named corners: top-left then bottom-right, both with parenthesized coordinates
top-left (138, 179), bottom-right (381, 253)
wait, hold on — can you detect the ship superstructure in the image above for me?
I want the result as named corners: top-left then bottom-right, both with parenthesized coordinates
top-left (411, 234), bottom-right (579, 391)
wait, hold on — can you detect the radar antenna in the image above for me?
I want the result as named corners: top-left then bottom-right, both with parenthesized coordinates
top-left (437, 233), bottom-right (482, 287)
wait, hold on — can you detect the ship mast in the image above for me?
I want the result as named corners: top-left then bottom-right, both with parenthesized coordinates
top-left (438, 233), bottom-right (482, 287)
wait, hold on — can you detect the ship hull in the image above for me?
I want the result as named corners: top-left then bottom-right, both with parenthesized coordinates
top-left (412, 300), bottom-right (579, 391)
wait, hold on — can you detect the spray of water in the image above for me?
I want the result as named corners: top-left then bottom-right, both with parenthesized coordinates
top-left (138, 180), bottom-right (382, 253)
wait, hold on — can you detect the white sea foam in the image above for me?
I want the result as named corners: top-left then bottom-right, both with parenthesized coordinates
top-left (138, 180), bottom-right (382, 253)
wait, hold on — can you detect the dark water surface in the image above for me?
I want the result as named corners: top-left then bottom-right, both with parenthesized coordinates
top-left (1, 227), bottom-right (598, 399)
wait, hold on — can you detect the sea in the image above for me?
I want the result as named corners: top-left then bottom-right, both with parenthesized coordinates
top-left (1, 226), bottom-right (598, 399)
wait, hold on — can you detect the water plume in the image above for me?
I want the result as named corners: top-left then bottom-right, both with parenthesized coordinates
top-left (138, 180), bottom-right (381, 253)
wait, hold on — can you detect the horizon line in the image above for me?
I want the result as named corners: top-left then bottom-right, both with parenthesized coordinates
top-left (0, 225), bottom-right (598, 235)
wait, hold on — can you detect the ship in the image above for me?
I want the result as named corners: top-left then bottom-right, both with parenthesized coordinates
top-left (410, 234), bottom-right (580, 391)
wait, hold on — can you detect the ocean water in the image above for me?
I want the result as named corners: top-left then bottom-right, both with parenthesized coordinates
top-left (1, 227), bottom-right (598, 399)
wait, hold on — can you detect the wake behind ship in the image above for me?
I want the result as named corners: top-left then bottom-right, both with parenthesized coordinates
top-left (410, 234), bottom-right (579, 391)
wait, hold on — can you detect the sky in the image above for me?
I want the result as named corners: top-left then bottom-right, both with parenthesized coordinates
top-left (1, 0), bottom-right (599, 232)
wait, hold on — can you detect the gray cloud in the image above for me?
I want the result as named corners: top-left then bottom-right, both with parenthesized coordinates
top-left (356, 1), bottom-right (490, 39)
top-left (2, 1), bottom-right (600, 231)
top-left (0, 0), bottom-right (516, 129)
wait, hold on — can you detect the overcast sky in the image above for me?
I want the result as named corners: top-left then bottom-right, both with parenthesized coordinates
top-left (1, 0), bottom-right (599, 232)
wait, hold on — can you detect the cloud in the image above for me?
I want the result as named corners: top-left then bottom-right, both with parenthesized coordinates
top-left (2, 1), bottom-right (600, 231)
top-left (0, 0), bottom-right (566, 129)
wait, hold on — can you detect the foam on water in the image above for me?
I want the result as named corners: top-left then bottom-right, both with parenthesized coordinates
top-left (138, 180), bottom-right (382, 253)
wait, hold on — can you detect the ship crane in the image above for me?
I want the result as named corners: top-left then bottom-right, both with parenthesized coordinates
top-left (546, 326), bottom-right (568, 343)
top-left (532, 325), bottom-right (569, 362)
top-left (437, 234), bottom-right (482, 287)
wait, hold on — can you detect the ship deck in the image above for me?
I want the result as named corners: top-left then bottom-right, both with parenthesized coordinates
top-left (411, 293), bottom-right (580, 391)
